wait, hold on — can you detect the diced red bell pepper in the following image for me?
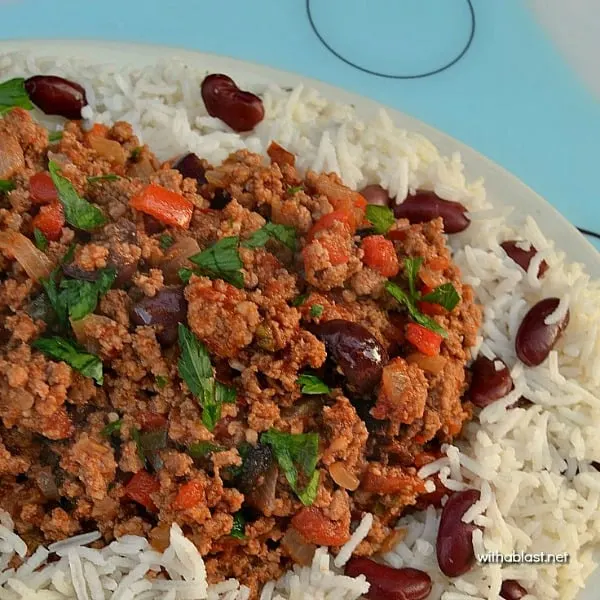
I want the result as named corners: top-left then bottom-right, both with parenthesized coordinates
top-left (361, 235), bottom-right (400, 277)
top-left (32, 202), bottom-right (65, 241)
top-left (307, 209), bottom-right (355, 241)
top-left (172, 480), bottom-right (205, 510)
top-left (291, 507), bottom-right (350, 546)
top-left (123, 470), bottom-right (160, 511)
top-left (130, 183), bottom-right (194, 229)
top-left (418, 284), bottom-right (447, 316)
top-left (405, 322), bottom-right (443, 357)
top-left (29, 172), bottom-right (59, 205)
top-left (87, 123), bottom-right (109, 138)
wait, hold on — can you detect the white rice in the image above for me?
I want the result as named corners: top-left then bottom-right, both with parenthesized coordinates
top-left (1, 52), bottom-right (600, 600)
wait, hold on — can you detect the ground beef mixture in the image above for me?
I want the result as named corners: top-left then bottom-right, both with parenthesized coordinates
top-left (0, 110), bottom-right (481, 596)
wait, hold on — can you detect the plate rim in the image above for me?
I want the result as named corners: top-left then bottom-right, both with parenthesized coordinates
top-left (1, 38), bottom-right (598, 274)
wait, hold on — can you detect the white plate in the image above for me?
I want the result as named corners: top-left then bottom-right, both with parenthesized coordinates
top-left (1, 39), bottom-right (599, 598)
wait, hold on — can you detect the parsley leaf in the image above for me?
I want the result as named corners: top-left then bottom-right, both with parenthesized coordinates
top-left (41, 271), bottom-right (69, 331)
top-left (366, 205), bottom-right (395, 235)
top-left (291, 293), bottom-right (308, 307)
top-left (384, 281), bottom-right (448, 338)
top-left (187, 441), bottom-right (224, 460)
top-left (159, 234), bottom-right (174, 250)
top-left (177, 324), bottom-right (236, 431)
top-left (87, 174), bottom-right (120, 184)
top-left (155, 375), bottom-right (168, 389)
top-left (403, 257), bottom-right (422, 299)
top-left (287, 185), bottom-right (303, 196)
top-left (32, 336), bottom-right (103, 384)
top-left (48, 161), bottom-right (107, 231)
top-left (33, 228), bottom-right (48, 251)
top-left (297, 373), bottom-right (330, 395)
top-left (58, 267), bottom-right (116, 321)
top-left (130, 146), bottom-right (143, 160)
top-left (101, 419), bottom-right (122, 438)
top-left (179, 267), bottom-right (193, 284)
top-left (242, 222), bottom-right (297, 251)
top-left (0, 78), bottom-right (33, 115)
top-left (230, 512), bottom-right (246, 539)
top-left (422, 282), bottom-right (460, 311)
top-left (309, 304), bottom-right (323, 318)
top-left (48, 131), bottom-right (63, 143)
top-left (261, 429), bottom-right (320, 506)
top-left (0, 180), bottom-right (15, 193)
top-left (188, 237), bottom-right (244, 288)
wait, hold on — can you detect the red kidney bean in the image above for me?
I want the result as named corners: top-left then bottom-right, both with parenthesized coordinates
top-left (500, 580), bottom-right (528, 600)
top-left (436, 489), bottom-right (481, 577)
top-left (312, 320), bottom-right (388, 395)
top-left (345, 557), bottom-right (432, 600)
top-left (515, 297), bottom-right (569, 366)
top-left (360, 184), bottom-right (392, 207)
top-left (468, 356), bottom-right (513, 408)
top-left (173, 152), bottom-right (207, 187)
top-left (24, 75), bottom-right (88, 119)
top-left (130, 286), bottom-right (187, 346)
top-left (501, 240), bottom-right (548, 278)
top-left (393, 191), bottom-right (470, 233)
top-left (201, 74), bottom-right (264, 132)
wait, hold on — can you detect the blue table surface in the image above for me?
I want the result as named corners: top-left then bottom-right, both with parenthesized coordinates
top-left (3, 0), bottom-right (600, 251)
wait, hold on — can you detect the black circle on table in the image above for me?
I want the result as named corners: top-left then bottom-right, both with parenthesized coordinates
top-left (306, 0), bottom-right (476, 80)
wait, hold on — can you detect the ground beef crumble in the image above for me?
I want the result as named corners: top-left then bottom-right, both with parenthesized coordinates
top-left (0, 110), bottom-right (481, 596)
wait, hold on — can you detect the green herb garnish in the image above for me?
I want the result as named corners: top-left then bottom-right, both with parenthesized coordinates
top-left (130, 147), bottom-right (143, 160)
top-left (309, 304), bottom-right (323, 318)
top-left (32, 336), bottom-right (103, 384)
top-left (242, 222), bottom-right (297, 252)
top-left (261, 429), bottom-right (320, 506)
top-left (179, 267), bottom-right (193, 284)
top-left (230, 512), bottom-right (246, 539)
top-left (48, 131), bottom-right (63, 143)
top-left (33, 228), bottom-right (48, 252)
top-left (159, 234), bottom-right (174, 250)
top-left (365, 204), bottom-right (395, 235)
top-left (133, 427), bottom-right (167, 472)
top-left (0, 78), bottom-right (33, 115)
top-left (287, 185), bottom-right (303, 196)
top-left (422, 282), bottom-right (460, 311)
top-left (101, 419), bottom-right (123, 438)
top-left (188, 237), bottom-right (244, 288)
top-left (177, 324), bottom-right (236, 431)
top-left (187, 441), bottom-right (224, 460)
top-left (155, 375), bottom-right (168, 389)
top-left (297, 373), bottom-right (330, 395)
top-left (48, 160), bottom-right (107, 231)
top-left (0, 180), bottom-right (15, 193)
top-left (404, 257), bottom-right (422, 299)
top-left (87, 174), bottom-right (120, 184)
top-left (291, 293), bottom-right (308, 307)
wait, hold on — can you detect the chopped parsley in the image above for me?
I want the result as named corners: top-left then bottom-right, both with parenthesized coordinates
top-left (87, 174), bottom-right (120, 184)
top-left (101, 419), bottom-right (123, 438)
top-left (177, 324), bottom-right (237, 431)
top-left (187, 441), bottom-right (224, 460)
top-left (159, 234), bottom-right (174, 250)
top-left (291, 293), bottom-right (308, 307)
top-left (48, 131), bottom-right (63, 143)
top-left (0, 77), bottom-right (33, 115)
top-left (297, 373), bottom-right (330, 395)
top-left (48, 161), bottom-right (107, 230)
top-left (42, 267), bottom-right (116, 324)
top-left (32, 336), bottom-right (103, 384)
top-left (287, 185), bottom-right (304, 196)
top-left (242, 222), bottom-right (297, 252)
top-left (365, 204), bottom-right (395, 235)
top-left (0, 180), bottom-right (15, 193)
top-left (422, 282), bottom-right (460, 311)
top-left (309, 304), bottom-right (323, 318)
top-left (178, 267), bottom-right (193, 284)
top-left (261, 429), bottom-right (320, 506)
top-left (230, 512), bottom-right (246, 539)
top-left (130, 146), bottom-right (143, 160)
top-left (155, 375), bottom-right (168, 389)
top-left (33, 228), bottom-right (48, 252)
top-left (187, 237), bottom-right (244, 288)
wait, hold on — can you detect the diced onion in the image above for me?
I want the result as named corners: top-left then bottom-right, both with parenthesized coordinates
top-left (328, 461), bottom-right (360, 491)
top-left (160, 237), bottom-right (200, 284)
top-left (406, 352), bottom-right (447, 375)
top-left (0, 230), bottom-right (53, 281)
top-left (88, 136), bottom-right (126, 165)
top-left (281, 528), bottom-right (316, 566)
